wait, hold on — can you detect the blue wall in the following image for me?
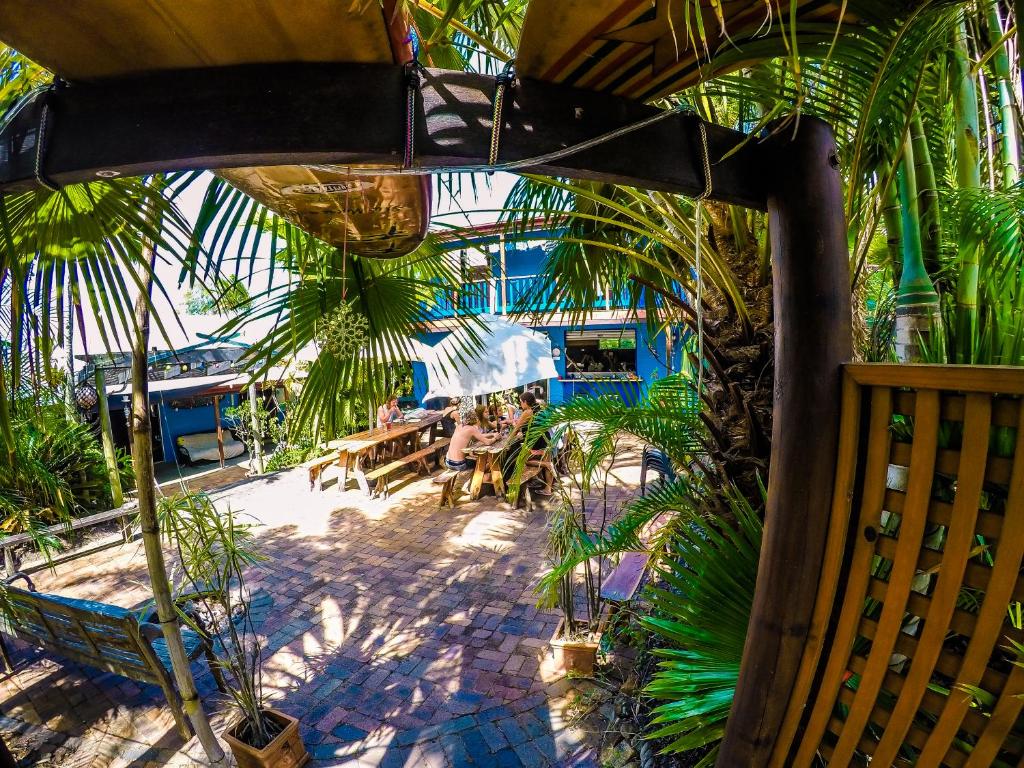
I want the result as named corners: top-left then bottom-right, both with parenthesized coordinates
top-left (157, 393), bottom-right (240, 464)
top-left (415, 238), bottom-right (684, 406)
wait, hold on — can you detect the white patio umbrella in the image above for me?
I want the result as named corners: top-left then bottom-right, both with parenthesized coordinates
top-left (422, 314), bottom-right (558, 401)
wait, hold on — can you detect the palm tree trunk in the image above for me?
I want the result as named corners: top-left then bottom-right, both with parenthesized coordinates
top-left (63, 292), bottom-right (76, 418)
top-left (894, 139), bottom-right (941, 363)
top-left (130, 187), bottom-right (225, 763)
top-left (94, 367), bottom-right (124, 507)
top-left (247, 382), bottom-right (265, 474)
top-left (986, 0), bottom-right (1021, 188)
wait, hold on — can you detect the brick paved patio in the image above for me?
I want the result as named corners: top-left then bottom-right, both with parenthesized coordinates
top-left (0, 449), bottom-right (642, 767)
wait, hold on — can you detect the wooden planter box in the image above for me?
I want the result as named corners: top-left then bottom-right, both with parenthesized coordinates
top-left (223, 708), bottom-right (309, 768)
top-left (549, 618), bottom-right (603, 676)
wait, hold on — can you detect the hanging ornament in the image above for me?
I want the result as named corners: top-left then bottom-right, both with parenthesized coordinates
top-left (316, 302), bottom-right (370, 360)
top-left (315, 185), bottom-right (371, 360)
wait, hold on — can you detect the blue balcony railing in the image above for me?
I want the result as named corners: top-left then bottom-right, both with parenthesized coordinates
top-left (427, 275), bottom-right (645, 318)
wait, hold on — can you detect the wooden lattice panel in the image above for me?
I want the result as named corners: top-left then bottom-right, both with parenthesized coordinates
top-left (771, 364), bottom-right (1024, 768)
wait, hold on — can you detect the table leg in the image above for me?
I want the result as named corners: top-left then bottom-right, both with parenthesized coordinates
top-left (338, 450), bottom-right (350, 492)
top-left (490, 456), bottom-right (506, 498)
top-left (352, 452), bottom-right (371, 495)
top-left (469, 456), bottom-right (487, 500)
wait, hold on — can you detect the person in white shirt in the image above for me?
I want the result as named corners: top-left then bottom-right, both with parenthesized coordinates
top-left (376, 397), bottom-right (402, 428)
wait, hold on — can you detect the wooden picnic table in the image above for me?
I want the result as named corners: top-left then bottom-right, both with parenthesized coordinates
top-left (334, 409), bottom-right (451, 494)
top-left (463, 435), bottom-right (513, 500)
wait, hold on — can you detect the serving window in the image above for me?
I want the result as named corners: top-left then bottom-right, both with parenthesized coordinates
top-left (564, 329), bottom-right (637, 378)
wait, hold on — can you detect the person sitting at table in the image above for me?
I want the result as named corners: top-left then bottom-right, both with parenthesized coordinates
top-left (506, 391), bottom-right (540, 442)
top-left (445, 411), bottom-right (499, 471)
top-left (377, 396), bottom-right (402, 428)
top-left (502, 392), bottom-right (552, 488)
top-left (438, 397), bottom-right (459, 437)
top-left (475, 404), bottom-right (498, 433)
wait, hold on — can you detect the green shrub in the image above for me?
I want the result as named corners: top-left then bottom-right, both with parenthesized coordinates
top-left (0, 407), bottom-right (119, 543)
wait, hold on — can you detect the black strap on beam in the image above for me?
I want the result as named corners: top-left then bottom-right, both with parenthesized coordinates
top-left (0, 62), bottom-right (768, 209)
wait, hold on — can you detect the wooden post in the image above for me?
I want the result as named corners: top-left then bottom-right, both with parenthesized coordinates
top-left (717, 117), bottom-right (852, 767)
top-left (213, 394), bottom-right (225, 468)
top-left (94, 367), bottom-right (124, 508)
top-left (248, 383), bottom-right (264, 474)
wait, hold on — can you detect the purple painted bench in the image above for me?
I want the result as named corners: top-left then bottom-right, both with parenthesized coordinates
top-left (599, 551), bottom-right (651, 603)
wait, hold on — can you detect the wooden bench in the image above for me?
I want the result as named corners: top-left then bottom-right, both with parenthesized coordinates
top-left (366, 438), bottom-right (450, 499)
top-left (1, 504), bottom-right (139, 577)
top-left (433, 470), bottom-right (460, 509)
top-left (303, 451), bottom-right (343, 491)
top-left (600, 551), bottom-right (651, 604)
top-left (0, 573), bottom-right (225, 740)
top-left (513, 449), bottom-right (556, 510)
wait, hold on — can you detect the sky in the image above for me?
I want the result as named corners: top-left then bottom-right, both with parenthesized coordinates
top-left (74, 171), bottom-right (520, 360)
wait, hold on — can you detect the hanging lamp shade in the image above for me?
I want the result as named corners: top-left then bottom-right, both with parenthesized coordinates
top-left (216, 166), bottom-right (430, 257)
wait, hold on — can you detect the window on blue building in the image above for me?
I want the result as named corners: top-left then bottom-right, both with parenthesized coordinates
top-left (564, 329), bottom-right (637, 378)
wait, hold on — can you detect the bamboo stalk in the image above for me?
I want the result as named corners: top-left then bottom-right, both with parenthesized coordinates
top-left (952, 22), bottom-right (982, 189)
top-left (909, 109), bottom-right (940, 276)
top-left (986, 0), bottom-right (1021, 187)
top-left (94, 367), bottom-right (124, 508)
top-left (130, 185), bottom-right (225, 764)
top-left (880, 173), bottom-right (904, 280)
top-left (894, 139), bottom-right (940, 363)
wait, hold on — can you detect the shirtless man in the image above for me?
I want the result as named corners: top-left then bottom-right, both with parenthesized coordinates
top-left (445, 412), bottom-right (499, 471)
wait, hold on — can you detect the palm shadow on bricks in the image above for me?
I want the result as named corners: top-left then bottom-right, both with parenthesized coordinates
top-left (1, 462), bottom-right (614, 766)
top-left (0, 646), bottom-right (210, 766)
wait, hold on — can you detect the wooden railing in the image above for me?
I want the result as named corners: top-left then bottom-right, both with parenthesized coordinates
top-left (741, 363), bottom-right (1024, 767)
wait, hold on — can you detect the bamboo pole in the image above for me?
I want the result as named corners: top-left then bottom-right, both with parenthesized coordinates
top-left (909, 109), bottom-right (940, 276)
top-left (880, 174), bottom-right (904, 280)
top-left (952, 23), bottom-right (982, 189)
top-left (894, 140), bottom-right (940, 363)
top-left (130, 189), bottom-right (225, 763)
top-left (986, 0), bottom-right (1021, 187)
top-left (94, 368), bottom-right (124, 508)
top-left (952, 23), bottom-right (983, 363)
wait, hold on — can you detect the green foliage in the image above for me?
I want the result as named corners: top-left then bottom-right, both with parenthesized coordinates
top-left (642, 487), bottom-right (762, 759)
top-left (183, 276), bottom-right (251, 316)
top-left (0, 403), bottom-right (120, 558)
top-left (517, 375), bottom-right (704, 593)
top-left (223, 400), bottom-right (283, 459)
top-left (157, 491), bottom-right (276, 747)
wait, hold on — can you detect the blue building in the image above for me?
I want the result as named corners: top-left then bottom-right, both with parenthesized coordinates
top-left (78, 339), bottom-right (277, 467)
top-left (413, 226), bottom-right (684, 405)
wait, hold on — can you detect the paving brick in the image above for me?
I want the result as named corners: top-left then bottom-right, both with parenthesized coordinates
top-left (0, 455), bottom-right (637, 767)
top-left (495, 716), bottom-right (530, 747)
top-left (514, 739), bottom-right (552, 768)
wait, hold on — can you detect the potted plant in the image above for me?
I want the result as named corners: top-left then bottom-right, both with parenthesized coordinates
top-left (532, 426), bottom-right (618, 675)
top-left (158, 491), bottom-right (309, 768)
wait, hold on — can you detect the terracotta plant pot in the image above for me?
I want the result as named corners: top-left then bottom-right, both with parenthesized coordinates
top-left (550, 618), bottom-right (602, 676)
top-left (223, 708), bottom-right (309, 768)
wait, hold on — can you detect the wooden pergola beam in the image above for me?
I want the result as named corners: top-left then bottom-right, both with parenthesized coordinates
top-left (0, 62), bottom-right (767, 209)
